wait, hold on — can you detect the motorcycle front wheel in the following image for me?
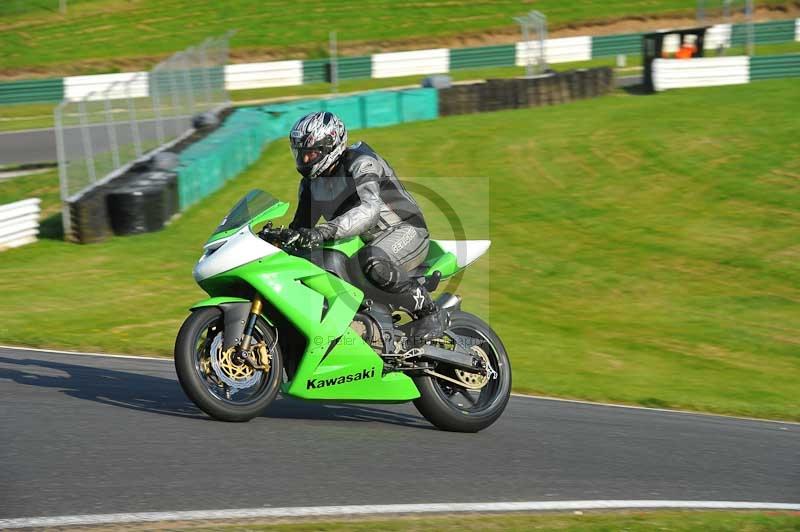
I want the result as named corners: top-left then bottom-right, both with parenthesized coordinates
top-left (174, 306), bottom-right (282, 422)
top-left (413, 311), bottom-right (511, 432)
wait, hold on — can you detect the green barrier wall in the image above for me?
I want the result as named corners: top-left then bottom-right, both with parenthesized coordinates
top-left (322, 95), bottom-right (365, 129)
top-left (0, 78), bottom-right (64, 104)
top-left (302, 56), bottom-right (373, 84)
top-left (750, 53), bottom-right (800, 80)
top-left (177, 88), bottom-right (438, 208)
top-left (302, 59), bottom-right (328, 84)
top-left (731, 19), bottom-right (796, 45)
top-left (361, 92), bottom-right (402, 128)
top-left (337, 56), bottom-right (373, 80)
top-left (177, 108), bottom-right (274, 209)
top-left (450, 45), bottom-right (516, 70)
top-left (399, 88), bottom-right (438, 122)
top-left (591, 33), bottom-right (644, 57)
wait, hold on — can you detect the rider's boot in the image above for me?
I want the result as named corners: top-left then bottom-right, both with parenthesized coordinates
top-left (404, 286), bottom-right (449, 347)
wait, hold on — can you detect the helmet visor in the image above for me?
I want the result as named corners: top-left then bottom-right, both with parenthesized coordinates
top-left (292, 146), bottom-right (327, 167)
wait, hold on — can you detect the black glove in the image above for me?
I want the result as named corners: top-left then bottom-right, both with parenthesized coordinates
top-left (278, 228), bottom-right (300, 247)
top-left (296, 227), bottom-right (324, 249)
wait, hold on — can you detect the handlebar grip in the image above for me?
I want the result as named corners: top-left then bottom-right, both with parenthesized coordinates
top-left (258, 226), bottom-right (299, 248)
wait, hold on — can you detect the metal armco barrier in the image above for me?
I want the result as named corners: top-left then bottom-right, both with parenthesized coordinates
top-left (592, 33), bottom-right (644, 57)
top-left (3, 19), bottom-right (797, 106)
top-left (652, 56), bottom-right (750, 91)
top-left (0, 78), bottom-right (63, 105)
top-left (651, 52), bottom-right (800, 90)
top-left (750, 53), bottom-right (800, 79)
top-left (449, 45), bottom-right (516, 70)
top-left (0, 198), bottom-right (41, 250)
top-left (731, 18), bottom-right (796, 45)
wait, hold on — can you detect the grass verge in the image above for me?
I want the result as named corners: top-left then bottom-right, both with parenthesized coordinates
top-left (147, 511), bottom-right (800, 531)
top-left (0, 79), bottom-right (798, 420)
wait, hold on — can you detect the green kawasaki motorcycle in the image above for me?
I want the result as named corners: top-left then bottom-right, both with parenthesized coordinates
top-left (174, 189), bottom-right (511, 432)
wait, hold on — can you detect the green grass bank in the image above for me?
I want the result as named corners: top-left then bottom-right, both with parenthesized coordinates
top-left (1, 0), bottom-right (796, 74)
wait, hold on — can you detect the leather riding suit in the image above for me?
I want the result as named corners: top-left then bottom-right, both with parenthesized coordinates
top-left (289, 142), bottom-right (442, 337)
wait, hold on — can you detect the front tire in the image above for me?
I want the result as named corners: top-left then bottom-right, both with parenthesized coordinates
top-left (413, 311), bottom-right (511, 432)
top-left (174, 307), bottom-right (282, 422)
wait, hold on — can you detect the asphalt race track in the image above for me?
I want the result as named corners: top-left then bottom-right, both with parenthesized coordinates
top-left (0, 346), bottom-right (798, 524)
top-left (0, 128), bottom-right (57, 165)
top-left (0, 121), bottom-right (163, 165)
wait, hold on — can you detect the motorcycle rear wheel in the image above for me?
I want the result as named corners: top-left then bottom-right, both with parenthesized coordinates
top-left (413, 311), bottom-right (511, 432)
top-left (174, 306), bottom-right (282, 422)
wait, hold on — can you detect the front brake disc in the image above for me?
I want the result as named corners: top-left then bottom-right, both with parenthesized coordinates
top-left (209, 333), bottom-right (263, 391)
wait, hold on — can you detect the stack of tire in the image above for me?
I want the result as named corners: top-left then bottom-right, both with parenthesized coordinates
top-left (437, 67), bottom-right (614, 118)
top-left (65, 111), bottom-right (222, 243)
top-left (105, 152), bottom-right (180, 236)
top-left (438, 84), bottom-right (481, 116)
top-left (66, 185), bottom-right (114, 244)
top-left (479, 79), bottom-right (514, 112)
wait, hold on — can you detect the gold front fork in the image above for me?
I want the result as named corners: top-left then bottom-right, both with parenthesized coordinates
top-left (239, 295), bottom-right (264, 352)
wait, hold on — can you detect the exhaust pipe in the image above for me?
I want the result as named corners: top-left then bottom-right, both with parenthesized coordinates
top-left (436, 292), bottom-right (461, 311)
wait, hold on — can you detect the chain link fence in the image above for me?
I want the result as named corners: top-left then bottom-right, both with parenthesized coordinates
top-left (696, 0), bottom-right (756, 55)
top-left (55, 33), bottom-right (231, 216)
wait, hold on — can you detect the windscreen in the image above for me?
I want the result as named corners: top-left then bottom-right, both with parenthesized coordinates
top-left (212, 189), bottom-right (279, 236)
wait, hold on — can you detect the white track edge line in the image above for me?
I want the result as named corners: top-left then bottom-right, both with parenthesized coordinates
top-left (0, 344), bottom-right (167, 361)
top-left (1, 501), bottom-right (798, 529)
top-left (509, 393), bottom-right (800, 426)
top-left (3, 344), bottom-right (798, 426)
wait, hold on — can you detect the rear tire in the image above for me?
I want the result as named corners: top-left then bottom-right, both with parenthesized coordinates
top-left (413, 311), bottom-right (511, 432)
top-left (174, 307), bottom-right (282, 422)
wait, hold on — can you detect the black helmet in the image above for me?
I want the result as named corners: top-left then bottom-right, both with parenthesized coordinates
top-left (288, 111), bottom-right (347, 178)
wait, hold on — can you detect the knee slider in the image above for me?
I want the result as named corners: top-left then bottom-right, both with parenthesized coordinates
top-left (363, 256), bottom-right (398, 290)
top-left (358, 246), bottom-right (403, 292)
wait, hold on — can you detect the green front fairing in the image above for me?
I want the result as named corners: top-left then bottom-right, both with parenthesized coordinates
top-left (198, 251), bottom-right (419, 402)
top-left (190, 296), bottom-right (251, 308)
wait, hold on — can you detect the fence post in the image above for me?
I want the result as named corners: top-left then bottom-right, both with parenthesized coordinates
top-left (54, 102), bottom-right (73, 238)
top-left (103, 83), bottom-right (121, 169)
top-left (55, 102), bottom-right (68, 201)
top-left (168, 55), bottom-right (183, 138)
top-left (515, 16), bottom-right (532, 77)
top-left (745, 0), bottom-right (755, 56)
top-left (78, 98), bottom-right (97, 188)
top-left (222, 30), bottom-right (236, 106)
top-left (151, 64), bottom-right (166, 146)
top-left (330, 31), bottom-right (338, 93)
top-left (199, 38), bottom-right (213, 109)
top-left (126, 75), bottom-right (143, 157)
top-left (182, 48), bottom-right (196, 120)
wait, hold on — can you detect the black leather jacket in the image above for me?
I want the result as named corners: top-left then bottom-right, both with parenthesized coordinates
top-left (289, 142), bottom-right (427, 242)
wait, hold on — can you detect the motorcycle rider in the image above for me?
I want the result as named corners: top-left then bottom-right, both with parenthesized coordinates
top-left (284, 111), bottom-right (446, 346)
